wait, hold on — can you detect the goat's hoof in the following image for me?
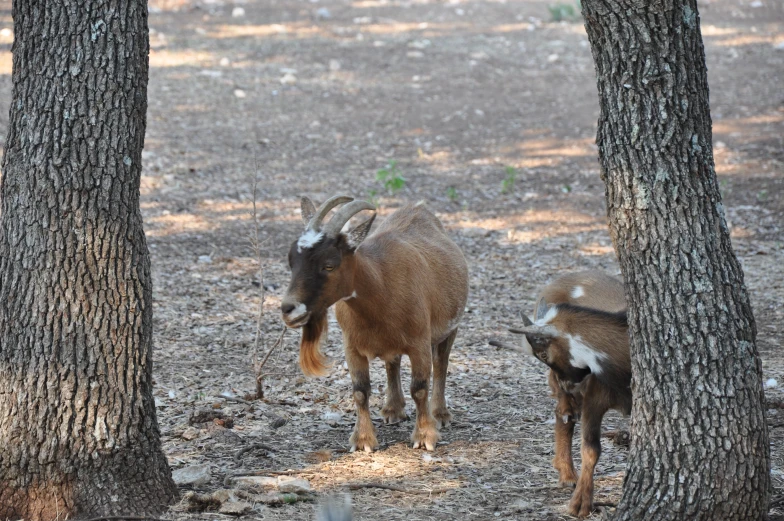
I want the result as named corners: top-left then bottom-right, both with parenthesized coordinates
top-left (381, 405), bottom-right (408, 424)
top-left (432, 408), bottom-right (452, 429)
top-left (567, 492), bottom-right (593, 519)
top-left (555, 468), bottom-right (577, 487)
top-left (349, 430), bottom-right (379, 453)
top-left (411, 424), bottom-right (440, 451)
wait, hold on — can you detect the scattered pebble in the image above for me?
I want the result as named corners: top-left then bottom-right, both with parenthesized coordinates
top-left (233, 89), bottom-right (246, 98)
top-left (280, 72), bottom-right (297, 85)
top-left (766, 378), bottom-right (778, 389)
top-left (172, 464), bottom-right (212, 486)
top-left (547, 54), bottom-right (559, 63)
top-left (231, 6), bottom-right (245, 17)
top-left (316, 7), bottom-right (331, 19)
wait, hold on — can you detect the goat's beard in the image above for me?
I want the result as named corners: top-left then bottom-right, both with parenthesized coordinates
top-left (299, 312), bottom-right (329, 377)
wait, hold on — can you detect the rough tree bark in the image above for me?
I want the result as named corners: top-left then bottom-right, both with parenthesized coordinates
top-left (581, 1), bottom-right (769, 519)
top-left (0, 1), bottom-right (177, 519)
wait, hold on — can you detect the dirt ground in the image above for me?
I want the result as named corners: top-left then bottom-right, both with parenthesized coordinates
top-left (0, 0), bottom-right (783, 519)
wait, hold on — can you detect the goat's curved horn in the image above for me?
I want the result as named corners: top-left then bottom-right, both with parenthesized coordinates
top-left (307, 195), bottom-right (354, 231)
top-left (323, 200), bottom-right (376, 237)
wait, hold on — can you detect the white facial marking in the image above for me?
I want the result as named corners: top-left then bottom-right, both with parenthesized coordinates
top-left (341, 291), bottom-right (358, 301)
top-left (567, 334), bottom-right (608, 375)
top-left (297, 230), bottom-right (324, 253)
top-left (570, 286), bottom-right (585, 299)
top-left (535, 305), bottom-right (559, 326)
top-left (287, 303), bottom-right (307, 319)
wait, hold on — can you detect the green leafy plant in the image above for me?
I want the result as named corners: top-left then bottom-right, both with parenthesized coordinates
top-left (446, 186), bottom-right (458, 202)
top-left (548, 2), bottom-right (581, 22)
top-left (376, 160), bottom-right (406, 195)
top-left (502, 166), bottom-right (518, 194)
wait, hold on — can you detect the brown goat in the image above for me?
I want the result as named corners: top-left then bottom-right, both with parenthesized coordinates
top-left (281, 196), bottom-right (469, 452)
top-left (503, 271), bottom-right (630, 518)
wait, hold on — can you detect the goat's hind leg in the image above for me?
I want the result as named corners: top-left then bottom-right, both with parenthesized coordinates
top-left (431, 328), bottom-right (456, 429)
top-left (408, 345), bottom-right (440, 451)
top-left (381, 355), bottom-right (408, 424)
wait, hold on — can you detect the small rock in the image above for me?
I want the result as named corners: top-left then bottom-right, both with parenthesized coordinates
top-left (277, 476), bottom-right (311, 494)
top-left (775, 41), bottom-right (784, 50)
top-left (750, 0), bottom-right (763, 6)
top-left (181, 426), bottom-right (200, 440)
top-left (280, 73), bottom-right (297, 85)
top-left (329, 59), bottom-right (341, 71)
top-left (316, 7), bottom-right (331, 19)
top-left (172, 464), bottom-right (212, 487)
top-left (232, 7), bottom-right (246, 17)
top-left (766, 378), bottom-right (778, 389)
top-left (197, 255), bottom-right (212, 263)
top-left (232, 475), bottom-right (279, 490)
top-left (407, 51), bottom-right (424, 58)
top-left (219, 57), bottom-right (231, 66)
top-left (408, 39), bottom-right (431, 49)
top-left (547, 53), bottom-right (559, 63)
top-left (322, 410), bottom-right (342, 425)
top-left (234, 89), bottom-right (246, 98)
top-left (219, 500), bottom-right (253, 515)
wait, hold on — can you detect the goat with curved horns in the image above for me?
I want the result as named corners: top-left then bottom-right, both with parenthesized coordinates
top-left (492, 271), bottom-right (630, 518)
top-left (281, 195), bottom-right (469, 452)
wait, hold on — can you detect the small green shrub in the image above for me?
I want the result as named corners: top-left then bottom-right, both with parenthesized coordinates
top-left (502, 166), bottom-right (518, 194)
top-left (376, 160), bottom-right (406, 195)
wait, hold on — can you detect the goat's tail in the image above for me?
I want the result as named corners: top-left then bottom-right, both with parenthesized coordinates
top-left (299, 313), bottom-right (329, 377)
top-left (317, 495), bottom-right (353, 521)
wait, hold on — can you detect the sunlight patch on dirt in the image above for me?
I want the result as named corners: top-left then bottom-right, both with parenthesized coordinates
top-left (150, 49), bottom-right (216, 68)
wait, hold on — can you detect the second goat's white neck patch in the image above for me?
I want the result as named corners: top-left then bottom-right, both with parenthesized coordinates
top-left (570, 285), bottom-right (585, 299)
top-left (567, 334), bottom-right (608, 374)
top-left (297, 230), bottom-right (324, 253)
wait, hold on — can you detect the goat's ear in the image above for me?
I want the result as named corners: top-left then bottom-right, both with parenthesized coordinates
top-left (345, 213), bottom-right (376, 250)
top-left (301, 196), bottom-right (317, 225)
top-left (535, 297), bottom-right (551, 321)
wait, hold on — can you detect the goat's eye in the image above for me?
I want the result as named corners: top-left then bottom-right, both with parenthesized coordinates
top-left (324, 265), bottom-right (335, 272)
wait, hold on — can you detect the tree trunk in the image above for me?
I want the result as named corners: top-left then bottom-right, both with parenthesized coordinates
top-left (0, 1), bottom-right (177, 519)
top-left (580, 1), bottom-right (769, 519)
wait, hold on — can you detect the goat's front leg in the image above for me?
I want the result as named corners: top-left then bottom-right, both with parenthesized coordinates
top-left (408, 345), bottom-right (440, 451)
top-left (553, 391), bottom-right (578, 486)
top-left (568, 384), bottom-right (608, 518)
top-left (347, 347), bottom-right (378, 453)
top-left (381, 355), bottom-right (408, 424)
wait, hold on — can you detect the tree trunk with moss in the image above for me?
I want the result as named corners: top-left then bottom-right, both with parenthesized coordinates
top-left (0, 1), bottom-right (177, 518)
top-left (581, 1), bottom-right (769, 519)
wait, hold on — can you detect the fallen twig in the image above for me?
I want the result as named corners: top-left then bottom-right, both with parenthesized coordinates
top-left (234, 442), bottom-right (275, 462)
top-left (83, 517), bottom-right (168, 521)
top-left (343, 482), bottom-right (450, 495)
top-left (217, 396), bottom-right (254, 406)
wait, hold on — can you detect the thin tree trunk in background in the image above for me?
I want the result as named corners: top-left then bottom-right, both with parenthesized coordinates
top-left (581, 0), bottom-right (769, 519)
top-left (0, 1), bottom-right (177, 518)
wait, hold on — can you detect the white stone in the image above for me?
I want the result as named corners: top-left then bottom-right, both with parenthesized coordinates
top-left (280, 72), bottom-right (298, 85)
top-left (766, 378), bottom-right (778, 389)
top-left (232, 7), bottom-right (246, 17)
top-left (233, 89), bottom-right (246, 98)
top-left (172, 464), bottom-right (212, 486)
top-left (233, 475), bottom-right (279, 490)
top-left (277, 476), bottom-right (311, 494)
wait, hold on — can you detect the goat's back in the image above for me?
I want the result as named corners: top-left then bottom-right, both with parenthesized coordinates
top-left (353, 203), bottom-right (469, 343)
top-left (539, 270), bottom-right (625, 314)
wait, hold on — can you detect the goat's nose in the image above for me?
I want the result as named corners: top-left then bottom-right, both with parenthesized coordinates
top-left (281, 302), bottom-right (296, 315)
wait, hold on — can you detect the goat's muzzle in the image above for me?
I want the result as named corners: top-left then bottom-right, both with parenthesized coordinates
top-left (281, 301), bottom-right (311, 328)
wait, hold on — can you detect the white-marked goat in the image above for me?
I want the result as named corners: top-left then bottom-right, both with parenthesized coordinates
top-left (494, 271), bottom-right (630, 518)
top-left (281, 195), bottom-right (469, 452)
